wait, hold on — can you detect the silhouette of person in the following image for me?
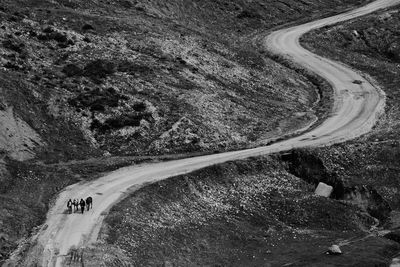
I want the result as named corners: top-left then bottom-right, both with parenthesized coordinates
top-left (67, 199), bottom-right (72, 214)
top-left (85, 196), bottom-right (93, 211)
top-left (79, 198), bottom-right (85, 214)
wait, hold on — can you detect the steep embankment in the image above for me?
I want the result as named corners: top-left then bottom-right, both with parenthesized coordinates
top-left (10, 0), bottom-right (400, 266)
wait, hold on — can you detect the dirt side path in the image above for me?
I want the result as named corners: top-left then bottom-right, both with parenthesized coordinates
top-left (9, 0), bottom-right (400, 266)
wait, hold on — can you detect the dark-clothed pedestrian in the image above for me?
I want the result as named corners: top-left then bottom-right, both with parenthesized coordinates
top-left (79, 198), bottom-right (86, 214)
top-left (85, 196), bottom-right (93, 211)
top-left (67, 199), bottom-right (72, 214)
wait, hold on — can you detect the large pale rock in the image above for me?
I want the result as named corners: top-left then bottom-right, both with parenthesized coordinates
top-left (315, 182), bottom-right (333, 198)
top-left (326, 244), bottom-right (342, 255)
top-left (390, 258), bottom-right (400, 267)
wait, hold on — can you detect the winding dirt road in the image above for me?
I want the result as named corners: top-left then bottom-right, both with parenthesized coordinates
top-left (18, 0), bottom-right (400, 266)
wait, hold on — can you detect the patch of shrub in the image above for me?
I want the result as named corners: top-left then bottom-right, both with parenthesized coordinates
top-left (135, 6), bottom-right (145, 12)
top-left (3, 61), bottom-right (22, 70)
top-left (68, 87), bottom-right (127, 112)
top-left (91, 112), bottom-right (153, 133)
top-left (132, 102), bottom-right (146, 112)
top-left (237, 9), bottom-right (262, 19)
top-left (2, 39), bottom-right (25, 53)
top-left (38, 26), bottom-right (75, 47)
top-left (175, 56), bottom-right (187, 65)
top-left (386, 42), bottom-right (400, 62)
top-left (119, 0), bottom-right (134, 8)
top-left (117, 60), bottom-right (153, 75)
top-left (235, 49), bottom-right (265, 69)
top-left (82, 23), bottom-right (95, 31)
top-left (63, 63), bottom-right (82, 77)
top-left (83, 59), bottom-right (117, 80)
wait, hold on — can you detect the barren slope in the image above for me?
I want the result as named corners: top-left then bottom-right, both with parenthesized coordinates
top-left (9, 0), bottom-right (400, 266)
top-left (0, 0), bottom-right (374, 263)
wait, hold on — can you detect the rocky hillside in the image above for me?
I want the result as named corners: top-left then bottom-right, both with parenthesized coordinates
top-left (0, 0), bottom-right (374, 264)
top-left (0, 0), bottom-right (369, 161)
top-left (87, 4), bottom-right (400, 266)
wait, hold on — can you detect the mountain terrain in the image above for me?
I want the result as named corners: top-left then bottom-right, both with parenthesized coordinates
top-left (85, 2), bottom-right (400, 266)
top-left (4, 0), bottom-right (400, 265)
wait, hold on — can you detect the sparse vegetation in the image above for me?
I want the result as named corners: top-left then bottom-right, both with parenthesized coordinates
top-left (97, 156), bottom-right (398, 266)
top-left (1, 0), bottom-right (392, 265)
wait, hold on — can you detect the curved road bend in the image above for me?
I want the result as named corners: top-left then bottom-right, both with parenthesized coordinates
top-left (20, 0), bottom-right (400, 266)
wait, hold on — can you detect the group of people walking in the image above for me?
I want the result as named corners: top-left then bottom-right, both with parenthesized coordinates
top-left (67, 197), bottom-right (92, 214)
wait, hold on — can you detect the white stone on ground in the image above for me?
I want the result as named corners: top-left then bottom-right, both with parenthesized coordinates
top-left (315, 182), bottom-right (333, 198)
top-left (326, 244), bottom-right (342, 255)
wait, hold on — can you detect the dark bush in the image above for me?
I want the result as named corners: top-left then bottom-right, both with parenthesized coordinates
top-left (132, 102), bottom-right (146, 112)
top-left (37, 34), bottom-right (49, 41)
top-left (8, 16), bottom-right (20, 22)
top-left (50, 32), bottom-right (68, 43)
top-left (176, 56), bottom-right (187, 65)
top-left (83, 36), bottom-right (91, 43)
top-left (119, 0), bottom-right (133, 8)
top-left (42, 26), bottom-right (55, 34)
top-left (237, 9), bottom-right (262, 19)
top-left (90, 102), bottom-right (106, 112)
top-left (63, 63), bottom-right (82, 77)
top-left (2, 39), bottom-right (25, 53)
top-left (38, 27), bottom-right (75, 47)
top-left (386, 42), bottom-right (400, 62)
top-left (83, 59), bottom-right (116, 80)
top-left (117, 60), bottom-right (153, 75)
top-left (68, 87), bottom-right (125, 112)
top-left (91, 112), bottom-right (153, 133)
top-left (3, 61), bottom-right (22, 70)
top-left (82, 23), bottom-right (95, 31)
top-left (105, 113), bottom-right (151, 128)
top-left (90, 119), bottom-right (102, 131)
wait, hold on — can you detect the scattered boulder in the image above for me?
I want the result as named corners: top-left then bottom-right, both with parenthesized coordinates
top-left (315, 182), bottom-right (333, 198)
top-left (326, 244), bottom-right (342, 255)
top-left (352, 30), bottom-right (360, 37)
top-left (352, 80), bottom-right (363, 84)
